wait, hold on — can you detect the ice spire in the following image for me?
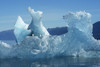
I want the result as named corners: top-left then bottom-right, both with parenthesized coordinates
top-left (28, 7), bottom-right (49, 37)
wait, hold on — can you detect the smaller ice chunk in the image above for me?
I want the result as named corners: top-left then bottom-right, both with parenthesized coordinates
top-left (28, 7), bottom-right (49, 37)
top-left (0, 41), bottom-right (11, 48)
top-left (14, 16), bottom-right (31, 44)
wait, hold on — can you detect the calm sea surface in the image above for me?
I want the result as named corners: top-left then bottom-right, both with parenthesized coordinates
top-left (0, 57), bottom-right (100, 67)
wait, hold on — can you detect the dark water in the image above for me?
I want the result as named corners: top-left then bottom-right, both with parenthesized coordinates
top-left (0, 57), bottom-right (100, 67)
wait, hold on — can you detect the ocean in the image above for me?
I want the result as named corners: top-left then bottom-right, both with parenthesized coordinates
top-left (0, 57), bottom-right (100, 67)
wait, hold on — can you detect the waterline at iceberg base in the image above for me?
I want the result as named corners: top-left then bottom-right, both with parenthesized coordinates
top-left (0, 8), bottom-right (100, 59)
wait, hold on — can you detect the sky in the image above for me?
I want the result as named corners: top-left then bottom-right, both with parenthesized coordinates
top-left (0, 0), bottom-right (100, 31)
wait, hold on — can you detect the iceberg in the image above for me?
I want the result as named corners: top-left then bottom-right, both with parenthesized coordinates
top-left (14, 16), bottom-right (31, 44)
top-left (1, 8), bottom-right (100, 59)
top-left (28, 7), bottom-right (49, 37)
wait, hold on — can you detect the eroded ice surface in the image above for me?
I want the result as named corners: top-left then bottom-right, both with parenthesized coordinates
top-left (0, 11), bottom-right (100, 59)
